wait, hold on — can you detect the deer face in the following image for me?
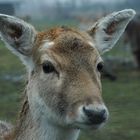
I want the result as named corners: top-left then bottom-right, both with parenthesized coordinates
top-left (0, 10), bottom-right (135, 129)
top-left (32, 29), bottom-right (109, 129)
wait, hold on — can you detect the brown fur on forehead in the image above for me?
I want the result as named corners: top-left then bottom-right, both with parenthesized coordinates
top-left (51, 42), bottom-right (98, 68)
top-left (35, 26), bottom-right (92, 47)
top-left (34, 26), bottom-right (100, 66)
top-left (53, 32), bottom-right (91, 51)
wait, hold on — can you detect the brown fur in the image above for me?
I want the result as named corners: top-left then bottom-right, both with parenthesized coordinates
top-left (33, 28), bottom-right (102, 118)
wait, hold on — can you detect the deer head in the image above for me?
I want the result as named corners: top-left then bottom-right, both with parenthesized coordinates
top-left (0, 9), bottom-right (135, 130)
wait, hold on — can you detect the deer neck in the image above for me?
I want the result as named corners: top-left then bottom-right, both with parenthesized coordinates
top-left (13, 87), bottom-right (80, 140)
top-left (27, 121), bottom-right (80, 140)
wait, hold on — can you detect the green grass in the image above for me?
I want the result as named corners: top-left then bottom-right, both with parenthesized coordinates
top-left (0, 42), bottom-right (24, 74)
top-left (0, 42), bottom-right (24, 122)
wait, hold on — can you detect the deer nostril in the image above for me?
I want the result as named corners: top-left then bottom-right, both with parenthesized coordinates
top-left (83, 106), bottom-right (107, 125)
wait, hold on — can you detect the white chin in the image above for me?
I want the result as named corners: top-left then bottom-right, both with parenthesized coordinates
top-left (73, 122), bottom-right (105, 130)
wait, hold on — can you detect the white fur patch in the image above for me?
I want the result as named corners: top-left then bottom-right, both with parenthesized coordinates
top-left (41, 41), bottom-right (54, 50)
top-left (88, 41), bottom-right (95, 48)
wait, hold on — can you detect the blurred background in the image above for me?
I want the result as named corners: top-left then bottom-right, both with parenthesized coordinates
top-left (0, 0), bottom-right (140, 140)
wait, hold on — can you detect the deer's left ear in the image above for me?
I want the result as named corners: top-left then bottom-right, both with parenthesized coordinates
top-left (0, 14), bottom-right (36, 58)
top-left (87, 9), bottom-right (136, 54)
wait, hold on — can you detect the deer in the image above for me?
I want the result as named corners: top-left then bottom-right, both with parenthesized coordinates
top-left (0, 9), bottom-right (135, 140)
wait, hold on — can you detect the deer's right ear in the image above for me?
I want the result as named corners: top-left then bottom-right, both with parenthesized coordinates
top-left (0, 14), bottom-right (36, 68)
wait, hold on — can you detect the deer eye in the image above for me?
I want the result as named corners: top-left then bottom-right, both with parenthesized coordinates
top-left (42, 61), bottom-right (55, 74)
top-left (97, 62), bottom-right (104, 72)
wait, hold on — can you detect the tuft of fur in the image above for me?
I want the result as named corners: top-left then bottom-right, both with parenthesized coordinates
top-left (0, 121), bottom-right (13, 140)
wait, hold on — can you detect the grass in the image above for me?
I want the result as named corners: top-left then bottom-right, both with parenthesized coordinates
top-left (0, 42), bottom-right (24, 74)
top-left (0, 21), bottom-right (140, 140)
top-left (0, 42), bottom-right (24, 122)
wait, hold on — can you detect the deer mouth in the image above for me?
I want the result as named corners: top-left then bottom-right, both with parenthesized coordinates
top-left (72, 120), bottom-right (106, 130)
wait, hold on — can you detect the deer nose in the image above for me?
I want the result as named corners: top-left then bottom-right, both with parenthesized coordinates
top-left (83, 106), bottom-right (107, 125)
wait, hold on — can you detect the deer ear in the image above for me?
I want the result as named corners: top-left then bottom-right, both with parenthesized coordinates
top-left (0, 14), bottom-right (36, 66)
top-left (87, 9), bottom-right (136, 54)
